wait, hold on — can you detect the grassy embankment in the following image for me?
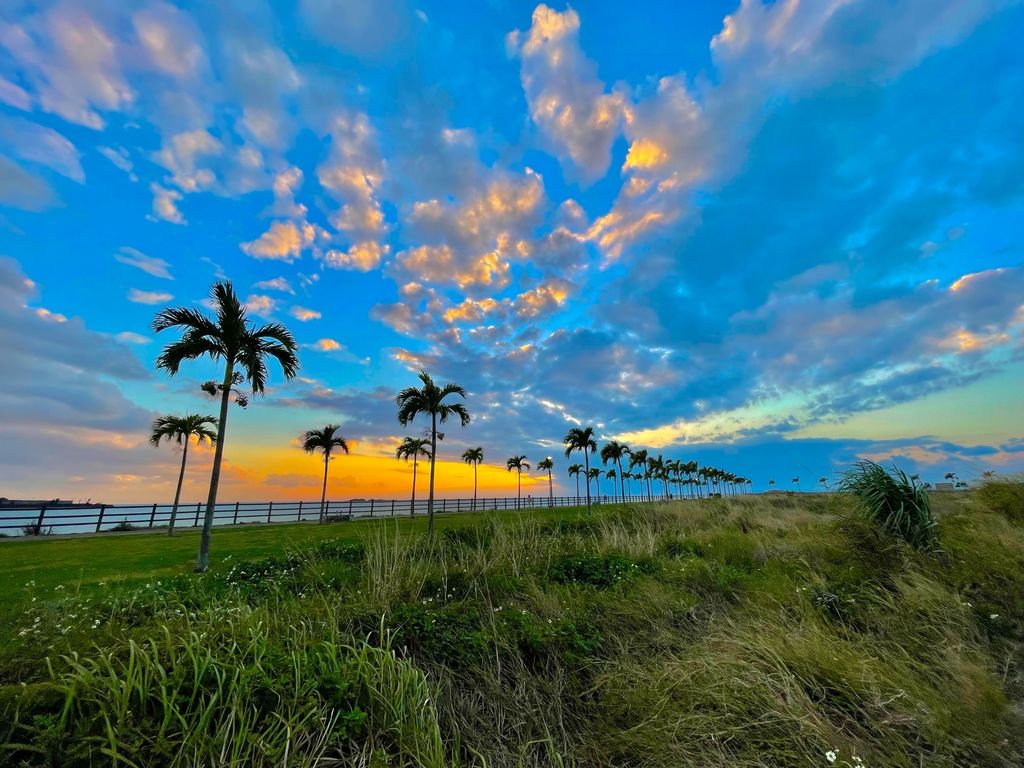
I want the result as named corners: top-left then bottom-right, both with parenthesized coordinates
top-left (1, 483), bottom-right (1023, 767)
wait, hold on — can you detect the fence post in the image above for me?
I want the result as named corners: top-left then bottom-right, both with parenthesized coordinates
top-left (95, 505), bottom-right (106, 533)
top-left (442, 498), bottom-right (447, 513)
top-left (36, 504), bottom-right (47, 532)
top-left (194, 503), bottom-right (201, 527)
top-left (298, 500), bottom-right (303, 521)
top-left (348, 500), bottom-right (353, 517)
top-left (369, 499), bottom-right (374, 518)
top-left (267, 501), bottom-right (274, 524)
top-left (149, 503), bottom-right (157, 528)
top-left (232, 502), bottom-right (240, 525)
top-left (391, 499), bottom-right (395, 517)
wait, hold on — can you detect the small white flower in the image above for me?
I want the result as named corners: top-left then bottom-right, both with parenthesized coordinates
top-left (825, 750), bottom-right (837, 763)
top-left (989, 613), bottom-right (999, 619)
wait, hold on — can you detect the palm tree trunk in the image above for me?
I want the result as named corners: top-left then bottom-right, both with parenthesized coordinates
top-left (517, 470), bottom-right (521, 509)
top-left (196, 359), bottom-right (233, 572)
top-left (410, 455), bottom-right (417, 518)
top-left (584, 451), bottom-right (591, 513)
top-left (318, 453), bottom-right (329, 524)
top-left (617, 458), bottom-right (625, 503)
top-left (575, 474), bottom-right (580, 501)
top-left (427, 412), bottom-right (437, 537)
top-left (547, 469), bottom-right (553, 507)
top-left (168, 440), bottom-right (188, 536)
top-left (473, 461), bottom-right (478, 512)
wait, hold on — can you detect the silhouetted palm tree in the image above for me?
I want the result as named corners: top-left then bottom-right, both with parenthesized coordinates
top-left (537, 457), bottom-right (554, 506)
top-left (302, 424), bottom-right (349, 524)
top-left (600, 440), bottom-right (630, 503)
top-left (506, 455), bottom-right (530, 509)
top-left (153, 281), bottom-right (299, 571)
top-left (564, 427), bottom-right (598, 512)
top-left (629, 449), bottom-right (650, 501)
top-left (568, 463), bottom-right (584, 501)
top-left (818, 475), bottom-right (829, 491)
top-left (588, 467), bottom-right (602, 499)
top-left (396, 370), bottom-right (470, 537)
top-left (461, 447), bottom-right (484, 510)
top-left (150, 413), bottom-right (218, 536)
top-left (398, 436), bottom-right (431, 518)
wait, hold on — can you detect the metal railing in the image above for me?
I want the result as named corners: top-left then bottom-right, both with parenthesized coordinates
top-left (0, 493), bottom-right (667, 537)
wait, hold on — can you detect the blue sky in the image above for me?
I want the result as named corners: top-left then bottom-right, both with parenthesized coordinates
top-left (1, 0), bottom-right (1022, 502)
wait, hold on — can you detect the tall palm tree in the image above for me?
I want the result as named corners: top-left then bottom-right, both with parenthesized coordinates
top-left (605, 468), bottom-right (617, 501)
top-left (600, 440), bottom-right (630, 503)
top-left (302, 424), bottom-right (349, 524)
top-left (461, 447), bottom-right (484, 511)
top-left (396, 370), bottom-right (470, 537)
top-left (588, 467), bottom-right (602, 499)
top-left (564, 426), bottom-right (597, 512)
top-left (150, 413), bottom-right (218, 536)
top-left (568, 463), bottom-right (583, 501)
top-left (537, 457), bottom-right (554, 506)
top-left (398, 436), bottom-right (432, 518)
top-left (506, 456), bottom-right (530, 509)
top-left (153, 281), bottom-right (299, 571)
top-left (629, 449), bottom-right (650, 501)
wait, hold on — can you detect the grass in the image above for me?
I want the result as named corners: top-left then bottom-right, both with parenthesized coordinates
top-left (1, 487), bottom-right (1022, 767)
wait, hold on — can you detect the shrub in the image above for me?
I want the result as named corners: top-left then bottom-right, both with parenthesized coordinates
top-left (20, 522), bottom-right (52, 536)
top-left (837, 460), bottom-right (936, 550)
top-left (975, 476), bottom-right (1024, 522)
top-left (109, 519), bottom-right (137, 532)
top-left (547, 552), bottom-right (657, 589)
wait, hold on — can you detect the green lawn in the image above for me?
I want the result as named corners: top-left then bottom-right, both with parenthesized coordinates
top-left (0, 507), bottom-right (571, 609)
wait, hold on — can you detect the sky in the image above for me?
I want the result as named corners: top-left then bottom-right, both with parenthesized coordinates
top-left (1, 0), bottom-right (1022, 504)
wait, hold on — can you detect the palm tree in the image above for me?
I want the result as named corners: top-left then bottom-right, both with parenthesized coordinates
top-left (537, 457), bottom-right (554, 506)
top-left (398, 436), bottom-right (432, 518)
top-left (302, 424), bottom-right (349, 524)
top-left (568, 463), bottom-right (583, 501)
top-left (588, 467), bottom-right (602, 499)
top-left (768, 478), bottom-right (775, 489)
top-left (564, 427), bottom-right (597, 512)
top-left (396, 370), bottom-right (470, 537)
top-left (506, 456), bottom-right (530, 509)
top-left (600, 441), bottom-right (630, 503)
top-left (153, 281), bottom-right (299, 571)
top-left (792, 476), bottom-right (800, 491)
top-left (629, 448), bottom-right (650, 501)
top-left (818, 475), bottom-right (829, 491)
top-left (605, 468), bottom-right (617, 501)
top-left (462, 447), bottom-right (484, 510)
top-left (150, 413), bottom-right (218, 536)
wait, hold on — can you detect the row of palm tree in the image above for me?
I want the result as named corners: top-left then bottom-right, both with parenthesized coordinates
top-left (149, 281), bottom-right (772, 570)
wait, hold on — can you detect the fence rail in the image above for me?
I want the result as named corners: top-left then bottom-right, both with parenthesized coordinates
top-left (0, 493), bottom-right (666, 537)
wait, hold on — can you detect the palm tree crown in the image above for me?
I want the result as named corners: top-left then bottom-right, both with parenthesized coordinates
top-left (600, 440), bottom-right (630, 502)
top-left (398, 436), bottom-right (432, 462)
top-left (154, 281), bottom-right (299, 394)
top-left (302, 424), bottom-right (349, 459)
top-left (461, 446), bottom-right (484, 511)
top-left (150, 413), bottom-right (219, 448)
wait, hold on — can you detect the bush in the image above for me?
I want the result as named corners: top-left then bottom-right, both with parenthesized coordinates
top-left (975, 476), bottom-right (1024, 522)
top-left (109, 519), bottom-right (137, 532)
top-left (20, 522), bottom-right (52, 536)
top-left (837, 460), bottom-right (937, 550)
top-left (547, 552), bottom-right (657, 588)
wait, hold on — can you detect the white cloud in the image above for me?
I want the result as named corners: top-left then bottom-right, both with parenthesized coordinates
top-left (254, 277), bottom-right (294, 294)
top-left (127, 288), bottom-right (173, 305)
top-left (114, 246), bottom-right (172, 280)
top-left (0, 6), bottom-right (134, 128)
top-left (290, 306), bottom-right (321, 321)
top-left (321, 241), bottom-right (388, 272)
top-left (132, 2), bottom-right (207, 80)
top-left (115, 331), bottom-right (151, 345)
top-left (149, 183), bottom-right (185, 224)
top-left (244, 294), bottom-right (276, 316)
top-left (507, 5), bottom-right (625, 183)
top-left (0, 116), bottom-right (84, 182)
top-left (241, 220), bottom-right (317, 261)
